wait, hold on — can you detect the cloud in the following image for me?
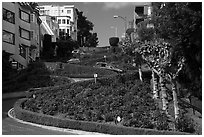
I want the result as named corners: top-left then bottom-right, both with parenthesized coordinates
top-left (102, 2), bottom-right (151, 10)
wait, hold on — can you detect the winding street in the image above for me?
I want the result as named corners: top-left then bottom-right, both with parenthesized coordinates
top-left (2, 98), bottom-right (77, 135)
top-left (2, 95), bottom-right (104, 135)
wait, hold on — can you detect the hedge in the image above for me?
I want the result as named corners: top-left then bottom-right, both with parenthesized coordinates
top-left (14, 98), bottom-right (188, 135)
top-left (25, 71), bottom-right (152, 97)
top-left (55, 64), bottom-right (118, 78)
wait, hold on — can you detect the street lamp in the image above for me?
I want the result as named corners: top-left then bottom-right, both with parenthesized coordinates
top-left (110, 26), bottom-right (117, 37)
top-left (113, 15), bottom-right (127, 35)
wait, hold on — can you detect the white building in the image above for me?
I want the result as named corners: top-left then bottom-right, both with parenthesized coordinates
top-left (38, 5), bottom-right (78, 41)
top-left (39, 15), bottom-right (59, 42)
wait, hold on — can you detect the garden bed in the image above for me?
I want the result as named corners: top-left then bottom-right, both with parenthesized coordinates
top-left (13, 71), bottom-right (194, 134)
top-left (14, 98), bottom-right (188, 135)
top-left (55, 64), bottom-right (118, 78)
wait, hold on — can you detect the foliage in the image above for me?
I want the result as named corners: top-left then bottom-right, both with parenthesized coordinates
top-left (109, 37), bottom-right (119, 46)
top-left (137, 21), bottom-right (155, 42)
top-left (2, 62), bottom-right (71, 93)
top-left (85, 32), bottom-right (99, 47)
top-left (55, 64), bottom-right (117, 78)
top-left (22, 73), bottom-right (179, 132)
top-left (152, 2), bottom-right (202, 99)
top-left (2, 51), bottom-right (17, 81)
top-left (175, 113), bottom-right (195, 133)
top-left (55, 40), bottom-right (79, 58)
top-left (76, 8), bottom-right (98, 47)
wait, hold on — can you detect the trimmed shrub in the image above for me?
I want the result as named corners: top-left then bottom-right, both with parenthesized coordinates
top-left (56, 64), bottom-right (117, 78)
top-left (175, 114), bottom-right (195, 133)
top-left (109, 37), bottom-right (119, 46)
top-left (14, 98), bottom-right (189, 135)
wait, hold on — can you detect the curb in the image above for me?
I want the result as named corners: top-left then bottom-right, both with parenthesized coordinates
top-left (8, 108), bottom-right (106, 135)
top-left (14, 99), bottom-right (189, 135)
top-left (2, 91), bottom-right (27, 100)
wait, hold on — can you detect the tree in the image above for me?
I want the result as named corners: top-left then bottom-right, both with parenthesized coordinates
top-left (138, 39), bottom-right (172, 115)
top-left (76, 8), bottom-right (94, 47)
top-left (85, 32), bottom-right (99, 47)
top-left (119, 36), bottom-right (144, 82)
top-left (152, 2), bottom-right (202, 99)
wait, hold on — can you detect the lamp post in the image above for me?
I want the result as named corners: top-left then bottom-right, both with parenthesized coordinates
top-left (113, 15), bottom-right (127, 36)
top-left (110, 26), bottom-right (118, 37)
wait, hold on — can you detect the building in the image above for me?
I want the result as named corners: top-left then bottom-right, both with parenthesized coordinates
top-left (134, 3), bottom-right (152, 28)
top-left (39, 15), bottom-right (59, 42)
top-left (30, 7), bottom-right (42, 62)
top-left (132, 3), bottom-right (153, 41)
top-left (38, 5), bottom-right (78, 41)
top-left (2, 2), bottom-right (42, 69)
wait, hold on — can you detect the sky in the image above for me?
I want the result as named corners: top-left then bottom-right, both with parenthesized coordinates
top-left (38, 2), bottom-right (151, 47)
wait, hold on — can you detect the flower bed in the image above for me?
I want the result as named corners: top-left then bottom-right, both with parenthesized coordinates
top-left (14, 98), bottom-right (188, 135)
top-left (14, 71), bottom-right (195, 134)
top-left (21, 72), bottom-right (172, 131)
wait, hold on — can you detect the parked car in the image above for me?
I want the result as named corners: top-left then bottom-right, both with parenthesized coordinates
top-left (94, 62), bottom-right (124, 73)
top-left (72, 49), bottom-right (80, 54)
top-left (67, 58), bottom-right (80, 64)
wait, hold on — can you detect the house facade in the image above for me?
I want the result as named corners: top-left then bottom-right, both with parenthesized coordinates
top-left (134, 3), bottom-right (152, 28)
top-left (2, 2), bottom-right (42, 69)
top-left (38, 5), bottom-right (78, 41)
top-left (39, 15), bottom-right (59, 42)
top-left (133, 3), bottom-right (153, 41)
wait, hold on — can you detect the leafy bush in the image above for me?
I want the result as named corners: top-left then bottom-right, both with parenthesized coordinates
top-left (57, 64), bottom-right (117, 78)
top-left (22, 72), bottom-right (177, 132)
top-left (109, 37), bottom-right (119, 46)
top-left (2, 61), bottom-right (71, 93)
top-left (175, 114), bottom-right (195, 133)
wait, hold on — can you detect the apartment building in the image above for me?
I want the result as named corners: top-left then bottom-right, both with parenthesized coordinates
top-left (134, 3), bottom-right (152, 28)
top-left (30, 8), bottom-right (42, 62)
top-left (38, 5), bottom-right (78, 41)
top-left (39, 15), bottom-right (59, 42)
top-left (2, 2), bottom-right (42, 69)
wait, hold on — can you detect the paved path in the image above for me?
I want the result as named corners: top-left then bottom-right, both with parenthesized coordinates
top-left (2, 98), bottom-right (104, 135)
top-left (2, 117), bottom-right (76, 135)
top-left (2, 98), bottom-right (75, 135)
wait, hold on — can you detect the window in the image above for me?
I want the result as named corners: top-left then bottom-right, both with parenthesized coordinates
top-left (19, 44), bottom-right (27, 59)
top-left (67, 19), bottom-right (70, 24)
top-left (31, 13), bottom-right (35, 22)
top-left (135, 6), bottom-right (144, 16)
top-left (67, 29), bottom-right (69, 35)
top-left (58, 19), bottom-right (61, 24)
top-left (62, 29), bottom-right (65, 33)
top-left (40, 10), bottom-right (45, 15)
top-left (30, 30), bottom-right (34, 39)
top-left (62, 19), bottom-right (65, 24)
top-left (67, 10), bottom-right (71, 14)
top-left (3, 30), bottom-right (15, 45)
top-left (3, 8), bottom-right (15, 24)
top-left (20, 9), bottom-right (30, 23)
top-left (19, 27), bottom-right (30, 40)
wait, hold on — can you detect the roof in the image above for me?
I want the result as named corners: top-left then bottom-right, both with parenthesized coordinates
top-left (41, 21), bottom-right (54, 35)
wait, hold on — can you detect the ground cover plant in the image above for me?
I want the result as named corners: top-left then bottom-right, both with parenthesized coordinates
top-left (21, 72), bottom-right (193, 133)
top-left (2, 61), bottom-right (71, 93)
top-left (55, 63), bottom-right (117, 78)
